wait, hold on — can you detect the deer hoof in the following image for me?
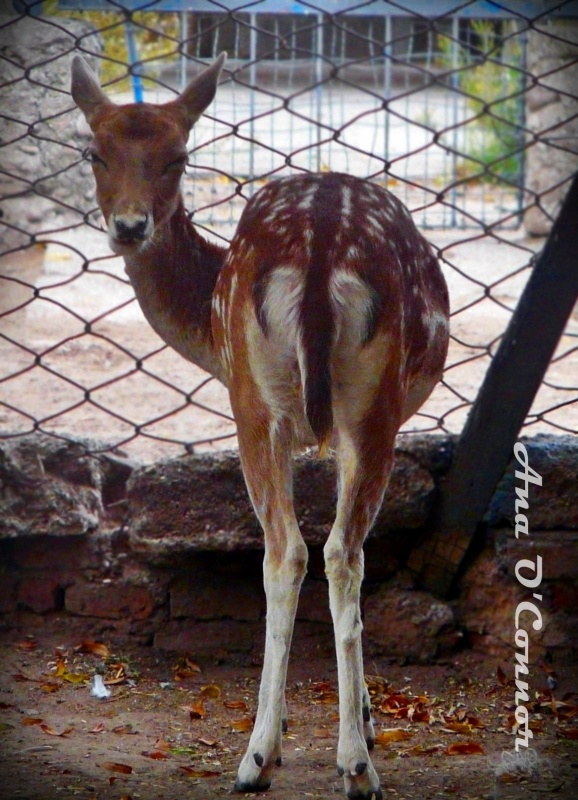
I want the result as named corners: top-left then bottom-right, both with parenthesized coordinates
top-left (233, 775), bottom-right (272, 793)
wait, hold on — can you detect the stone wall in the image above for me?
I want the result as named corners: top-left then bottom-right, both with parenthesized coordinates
top-left (0, 433), bottom-right (576, 662)
top-left (0, 15), bottom-right (101, 250)
top-left (524, 18), bottom-right (578, 235)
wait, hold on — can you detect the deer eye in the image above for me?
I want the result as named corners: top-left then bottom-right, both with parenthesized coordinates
top-left (163, 157), bottom-right (187, 175)
top-left (83, 148), bottom-right (106, 168)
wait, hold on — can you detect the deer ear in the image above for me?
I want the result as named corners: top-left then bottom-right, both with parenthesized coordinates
top-left (171, 52), bottom-right (226, 130)
top-left (71, 55), bottom-right (112, 125)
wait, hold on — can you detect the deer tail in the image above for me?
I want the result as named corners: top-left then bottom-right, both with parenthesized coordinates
top-left (299, 276), bottom-right (334, 458)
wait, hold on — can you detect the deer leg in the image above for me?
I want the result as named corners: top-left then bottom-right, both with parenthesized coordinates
top-left (233, 417), bottom-right (307, 793)
top-left (325, 438), bottom-right (392, 800)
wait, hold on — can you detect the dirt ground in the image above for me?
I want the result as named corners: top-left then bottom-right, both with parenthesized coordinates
top-left (1, 617), bottom-right (577, 800)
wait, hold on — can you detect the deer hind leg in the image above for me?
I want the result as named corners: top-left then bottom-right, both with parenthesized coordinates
top-left (232, 410), bottom-right (307, 793)
top-left (325, 420), bottom-right (395, 800)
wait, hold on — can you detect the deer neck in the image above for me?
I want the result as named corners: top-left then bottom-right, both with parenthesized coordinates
top-left (123, 199), bottom-right (228, 384)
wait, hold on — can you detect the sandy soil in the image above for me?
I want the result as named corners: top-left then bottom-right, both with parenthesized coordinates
top-left (1, 618), bottom-right (577, 800)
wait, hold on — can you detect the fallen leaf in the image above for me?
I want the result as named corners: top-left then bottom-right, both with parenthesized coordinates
top-left (445, 742), bottom-right (484, 755)
top-left (75, 640), bottom-right (110, 658)
top-left (90, 722), bottom-right (106, 734)
top-left (112, 724), bottom-right (137, 735)
top-left (103, 762), bottom-right (133, 774)
top-left (153, 738), bottom-right (171, 752)
top-left (182, 701), bottom-right (206, 720)
top-left (22, 717), bottom-right (44, 727)
top-left (313, 727), bottom-right (332, 739)
top-left (62, 671), bottom-right (90, 684)
top-left (105, 665), bottom-right (129, 685)
top-left (40, 724), bottom-right (73, 737)
top-left (200, 684), bottom-right (221, 699)
top-left (54, 658), bottom-right (66, 677)
top-left (231, 718), bottom-right (253, 732)
top-left (40, 682), bottom-right (60, 694)
top-left (142, 750), bottom-right (171, 760)
top-left (198, 736), bottom-right (219, 747)
top-left (224, 699), bottom-right (248, 711)
top-left (315, 691), bottom-right (339, 705)
top-left (405, 743), bottom-right (445, 756)
top-left (375, 729), bottom-right (413, 745)
top-left (180, 766), bottom-right (220, 778)
top-left (442, 721), bottom-right (475, 735)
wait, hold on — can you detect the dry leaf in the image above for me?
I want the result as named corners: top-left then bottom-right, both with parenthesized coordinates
top-left (183, 700), bottom-right (206, 720)
top-left (40, 724), bottom-right (73, 737)
top-left (374, 729), bottom-right (413, 745)
top-left (231, 718), bottom-right (253, 732)
top-left (406, 743), bottom-right (444, 756)
top-left (180, 766), bottom-right (221, 778)
top-left (90, 722), bottom-right (106, 734)
top-left (75, 640), bottom-right (110, 658)
top-left (313, 727), bottom-right (332, 739)
top-left (445, 742), bottom-right (484, 755)
top-left (40, 682), bottom-right (60, 694)
top-left (153, 738), bottom-right (171, 751)
top-left (103, 762), bottom-right (133, 774)
top-left (442, 721), bottom-right (475, 735)
top-left (112, 724), bottom-right (136, 735)
top-left (315, 691), bottom-right (339, 705)
top-left (200, 684), bottom-right (221, 699)
top-left (22, 717), bottom-right (43, 727)
top-left (224, 699), bottom-right (248, 711)
top-left (62, 671), bottom-right (90, 685)
top-left (198, 736), bottom-right (218, 747)
top-left (142, 750), bottom-right (170, 760)
top-left (104, 664), bottom-right (129, 685)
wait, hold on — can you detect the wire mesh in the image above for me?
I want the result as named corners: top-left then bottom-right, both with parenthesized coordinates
top-left (1, 0), bottom-right (577, 463)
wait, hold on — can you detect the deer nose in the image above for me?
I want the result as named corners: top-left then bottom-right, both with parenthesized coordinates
top-left (113, 213), bottom-right (149, 242)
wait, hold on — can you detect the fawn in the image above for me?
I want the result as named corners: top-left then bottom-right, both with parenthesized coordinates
top-left (71, 52), bottom-right (449, 800)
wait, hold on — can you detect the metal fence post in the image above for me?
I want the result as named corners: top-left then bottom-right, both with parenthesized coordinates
top-left (408, 171), bottom-right (578, 598)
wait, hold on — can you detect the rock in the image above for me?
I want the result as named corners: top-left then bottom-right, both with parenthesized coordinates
top-left (495, 529), bottom-right (578, 581)
top-left (66, 578), bottom-right (156, 620)
top-left (486, 435), bottom-right (578, 530)
top-left (455, 540), bottom-right (578, 656)
top-left (127, 440), bottom-right (441, 559)
top-left (0, 434), bottom-right (103, 539)
top-left (363, 585), bottom-right (457, 662)
top-left (169, 572), bottom-right (263, 621)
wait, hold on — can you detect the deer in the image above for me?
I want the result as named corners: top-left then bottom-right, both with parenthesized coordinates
top-left (71, 52), bottom-right (449, 800)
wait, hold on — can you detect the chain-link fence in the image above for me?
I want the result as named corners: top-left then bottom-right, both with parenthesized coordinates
top-left (1, 0), bottom-right (577, 463)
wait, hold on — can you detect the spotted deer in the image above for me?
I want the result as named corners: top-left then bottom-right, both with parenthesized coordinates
top-left (71, 53), bottom-right (449, 800)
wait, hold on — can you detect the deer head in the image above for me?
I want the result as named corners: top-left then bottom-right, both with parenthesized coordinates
top-left (71, 53), bottom-right (226, 255)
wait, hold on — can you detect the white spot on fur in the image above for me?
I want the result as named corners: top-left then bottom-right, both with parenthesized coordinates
top-left (329, 269), bottom-right (376, 346)
top-left (341, 184), bottom-right (353, 222)
top-left (260, 266), bottom-right (305, 350)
